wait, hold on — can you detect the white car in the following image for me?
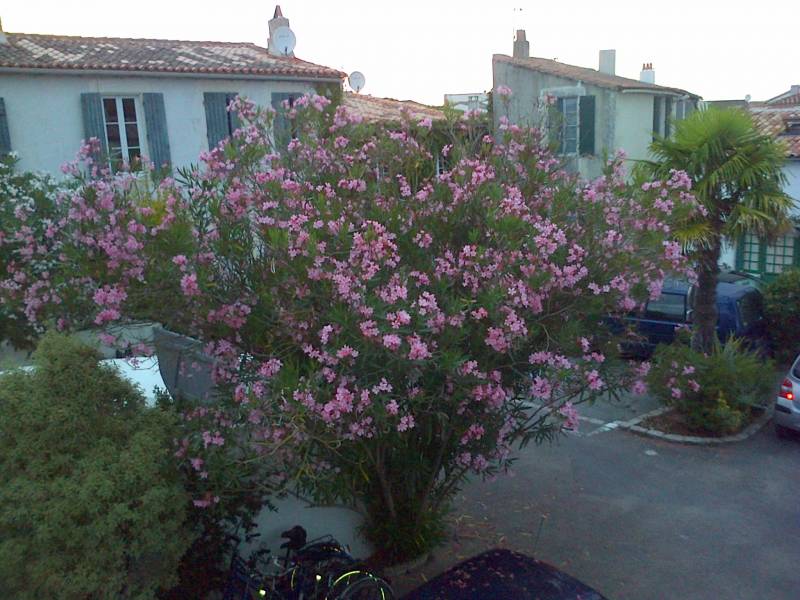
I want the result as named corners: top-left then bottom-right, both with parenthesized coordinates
top-left (775, 356), bottom-right (800, 437)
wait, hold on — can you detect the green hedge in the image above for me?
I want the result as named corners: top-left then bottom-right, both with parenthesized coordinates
top-left (763, 268), bottom-right (800, 365)
top-left (0, 334), bottom-right (194, 599)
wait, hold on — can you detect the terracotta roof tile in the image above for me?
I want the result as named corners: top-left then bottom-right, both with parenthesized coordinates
top-left (0, 32), bottom-right (345, 80)
top-left (494, 54), bottom-right (699, 98)
top-left (750, 104), bottom-right (800, 158)
top-left (342, 93), bottom-right (445, 123)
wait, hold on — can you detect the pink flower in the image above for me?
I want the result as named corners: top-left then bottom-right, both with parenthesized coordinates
top-left (559, 402), bottom-right (580, 430)
top-left (181, 273), bottom-right (200, 297)
top-left (485, 327), bottom-right (509, 352)
top-left (397, 414), bottom-right (415, 432)
top-left (382, 334), bottom-right (402, 351)
top-left (336, 345), bottom-right (359, 360)
top-left (407, 335), bottom-right (431, 360)
top-left (495, 85), bottom-right (513, 97)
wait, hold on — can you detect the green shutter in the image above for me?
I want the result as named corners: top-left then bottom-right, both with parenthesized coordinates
top-left (142, 93), bottom-right (171, 168)
top-left (271, 92), bottom-right (300, 151)
top-left (204, 92), bottom-right (231, 149)
top-left (80, 93), bottom-right (108, 154)
top-left (578, 95), bottom-right (595, 156)
top-left (735, 235), bottom-right (744, 271)
top-left (652, 97), bottom-right (661, 140)
top-left (227, 94), bottom-right (242, 133)
top-left (0, 98), bottom-right (11, 155)
top-left (551, 97), bottom-right (564, 154)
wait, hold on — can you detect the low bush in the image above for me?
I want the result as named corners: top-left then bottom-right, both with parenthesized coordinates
top-left (0, 333), bottom-right (194, 599)
top-left (647, 337), bottom-right (773, 434)
top-left (763, 268), bottom-right (800, 365)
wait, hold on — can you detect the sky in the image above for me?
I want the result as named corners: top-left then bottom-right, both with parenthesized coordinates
top-left (2, 0), bottom-right (797, 105)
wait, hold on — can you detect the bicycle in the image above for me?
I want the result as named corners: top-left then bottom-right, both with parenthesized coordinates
top-left (222, 525), bottom-right (394, 600)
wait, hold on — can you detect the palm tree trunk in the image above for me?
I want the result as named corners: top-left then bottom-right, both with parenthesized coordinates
top-left (691, 240), bottom-right (721, 354)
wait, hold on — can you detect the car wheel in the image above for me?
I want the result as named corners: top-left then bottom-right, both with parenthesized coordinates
top-left (775, 424), bottom-right (791, 438)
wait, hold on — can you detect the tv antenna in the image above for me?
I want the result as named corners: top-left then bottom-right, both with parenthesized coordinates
top-left (272, 25), bottom-right (296, 56)
top-left (348, 71), bottom-right (366, 93)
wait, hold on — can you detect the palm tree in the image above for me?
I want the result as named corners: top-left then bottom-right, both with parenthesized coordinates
top-left (646, 107), bottom-right (792, 353)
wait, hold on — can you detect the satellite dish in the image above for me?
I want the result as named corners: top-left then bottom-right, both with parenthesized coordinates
top-left (348, 71), bottom-right (366, 93)
top-left (272, 26), bottom-right (296, 56)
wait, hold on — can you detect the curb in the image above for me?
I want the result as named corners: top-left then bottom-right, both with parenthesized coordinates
top-left (618, 404), bottom-right (774, 445)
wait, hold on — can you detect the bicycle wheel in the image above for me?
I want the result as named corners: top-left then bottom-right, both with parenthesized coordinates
top-left (326, 572), bottom-right (394, 600)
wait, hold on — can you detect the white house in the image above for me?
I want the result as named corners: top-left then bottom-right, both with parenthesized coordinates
top-left (712, 86), bottom-right (800, 279)
top-left (492, 30), bottom-right (702, 179)
top-left (0, 8), bottom-right (345, 174)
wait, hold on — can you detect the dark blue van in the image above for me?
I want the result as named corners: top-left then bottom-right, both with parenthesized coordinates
top-left (624, 273), bottom-right (765, 354)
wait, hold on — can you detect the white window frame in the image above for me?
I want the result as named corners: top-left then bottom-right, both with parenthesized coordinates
top-left (101, 96), bottom-right (145, 168)
top-left (558, 96), bottom-right (580, 155)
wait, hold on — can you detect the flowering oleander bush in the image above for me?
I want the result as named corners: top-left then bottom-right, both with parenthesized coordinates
top-left (647, 337), bottom-right (772, 434)
top-left (0, 154), bottom-right (64, 351)
top-left (0, 93), bottom-right (701, 562)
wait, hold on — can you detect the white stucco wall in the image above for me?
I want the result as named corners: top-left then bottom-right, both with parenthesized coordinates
top-left (0, 72), bottom-right (320, 174)
top-left (613, 92), bottom-right (654, 164)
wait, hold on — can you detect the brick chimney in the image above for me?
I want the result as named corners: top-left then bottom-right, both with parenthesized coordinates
top-left (639, 62), bottom-right (655, 84)
top-left (599, 49), bottom-right (615, 75)
top-left (513, 30), bottom-right (529, 59)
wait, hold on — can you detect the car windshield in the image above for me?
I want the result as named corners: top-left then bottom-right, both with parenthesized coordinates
top-left (645, 292), bottom-right (685, 322)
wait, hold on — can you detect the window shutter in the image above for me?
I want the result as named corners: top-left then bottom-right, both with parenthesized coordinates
top-left (551, 97), bottom-right (565, 154)
top-left (204, 92), bottom-right (231, 149)
top-left (664, 97), bottom-right (672, 138)
top-left (578, 95), bottom-right (595, 156)
top-left (735, 235), bottom-right (744, 271)
top-left (227, 94), bottom-right (242, 133)
top-left (0, 98), bottom-right (11, 155)
top-left (80, 93), bottom-right (108, 155)
top-left (142, 93), bottom-right (171, 169)
top-left (271, 92), bottom-right (300, 150)
top-left (652, 97), bottom-right (661, 139)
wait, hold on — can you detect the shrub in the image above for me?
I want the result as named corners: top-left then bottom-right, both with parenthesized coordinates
top-left (0, 154), bottom-right (63, 350)
top-left (763, 268), bottom-right (800, 365)
top-left (647, 337), bottom-right (773, 434)
top-left (0, 333), bottom-right (194, 599)
top-left (0, 94), bottom-right (702, 564)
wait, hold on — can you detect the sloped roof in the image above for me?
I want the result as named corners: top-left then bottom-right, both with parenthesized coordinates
top-left (749, 104), bottom-right (800, 158)
top-left (342, 93), bottom-right (445, 123)
top-left (494, 54), bottom-right (699, 98)
top-left (0, 32), bottom-right (345, 80)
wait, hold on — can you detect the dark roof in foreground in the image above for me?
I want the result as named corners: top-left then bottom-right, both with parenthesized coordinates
top-left (342, 93), bottom-right (445, 123)
top-left (493, 54), bottom-right (699, 98)
top-left (0, 32), bottom-right (345, 80)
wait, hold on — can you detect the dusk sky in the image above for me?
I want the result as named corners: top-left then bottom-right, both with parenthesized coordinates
top-left (4, 0), bottom-right (797, 105)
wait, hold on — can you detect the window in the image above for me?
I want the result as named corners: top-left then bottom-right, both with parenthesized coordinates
top-left (556, 96), bottom-right (579, 154)
top-left (645, 292), bottom-right (686, 322)
top-left (765, 234), bottom-right (796, 274)
top-left (551, 95), bottom-right (595, 156)
top-left (102, 97), bottom-right (141, 168)
top-left (674, 99), bottom-right (692, 122)
top-left (742, 233), bottom-right (761, 274)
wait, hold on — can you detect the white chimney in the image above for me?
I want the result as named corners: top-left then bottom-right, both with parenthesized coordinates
top-left (513, 30), bottom-right (529, 59)
top-left (0, 18), bottom-right (8, 45)
top-left (268, 5), bottom-right (292, 56)
top-left (640, 62), bottom-right (655, 84)
top-left (599, 49), bottom-right (616, 75)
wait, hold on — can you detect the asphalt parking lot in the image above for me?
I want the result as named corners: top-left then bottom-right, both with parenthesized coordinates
top-left (399, 417), bottom-right (800, 599)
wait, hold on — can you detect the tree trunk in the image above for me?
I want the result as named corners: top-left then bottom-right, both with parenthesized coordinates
top-left (691, 239), bottom-right (722, 354)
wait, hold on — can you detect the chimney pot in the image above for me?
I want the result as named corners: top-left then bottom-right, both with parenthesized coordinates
top-left (640, 62), bottom-right (655, 84)
top-left (599, 49), bottom-right (616, 75)
top-left (513, 29), bottom-right (530, 59)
